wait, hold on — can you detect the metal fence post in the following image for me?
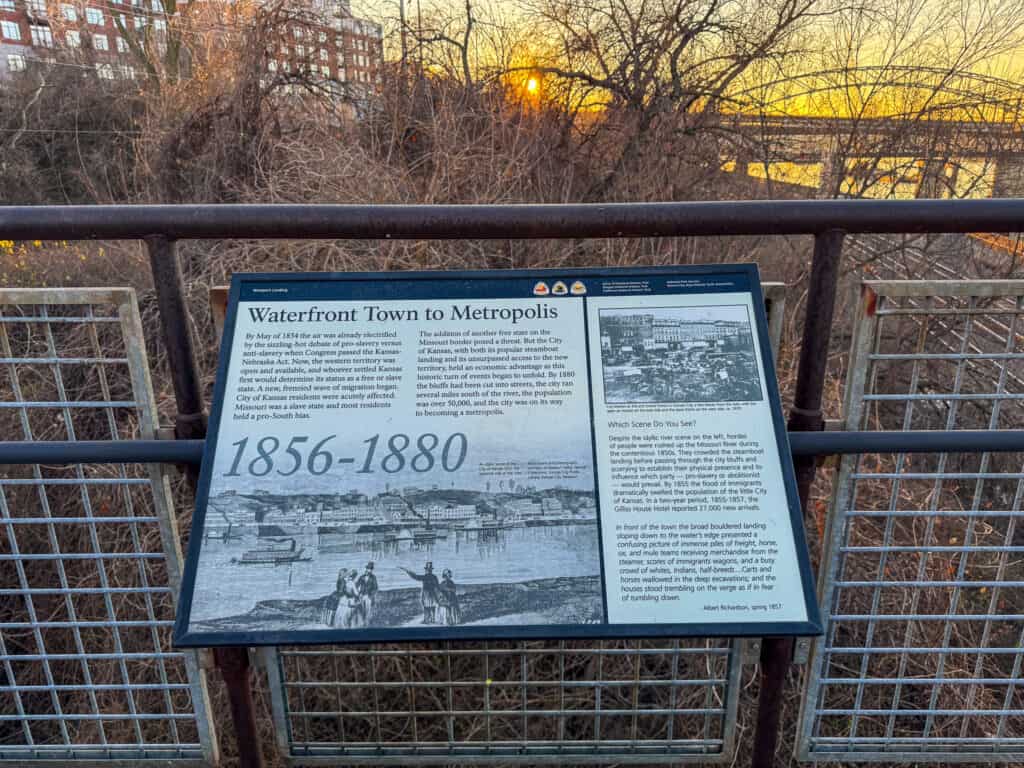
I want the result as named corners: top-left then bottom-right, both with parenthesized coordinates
top-left (145, 236), bottom-right (265, 768)
top-left (750, 229), bottom-right (845, 768)
top-left (145, 237), bottom-right (207, 442)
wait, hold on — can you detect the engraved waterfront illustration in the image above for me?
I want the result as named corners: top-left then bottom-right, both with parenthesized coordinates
top-left (188, 482), bottom-right (603, 632)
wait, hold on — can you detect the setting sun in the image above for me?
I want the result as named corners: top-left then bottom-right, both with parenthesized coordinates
top-left (526, 76), bottom-right (540, 94)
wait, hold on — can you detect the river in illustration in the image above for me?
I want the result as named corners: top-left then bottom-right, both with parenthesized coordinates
top-left (189, 523), bottom-right (602, 625)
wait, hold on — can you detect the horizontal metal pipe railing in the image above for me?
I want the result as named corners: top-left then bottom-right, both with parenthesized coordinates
top-left (0, 430), bottom-right (1021, 465)
top-left (1, 199), bottom-right (1023, 240)
top-left (2, 200), bottom-right (1021, 768)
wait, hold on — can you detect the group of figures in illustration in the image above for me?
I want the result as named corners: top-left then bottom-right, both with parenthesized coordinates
top-left (186, 483), bottom-right (603, 632)
top-left (321, 560), bottom-right (462, 627)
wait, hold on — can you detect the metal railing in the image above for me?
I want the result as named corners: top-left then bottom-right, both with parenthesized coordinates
top-left (3, 200), bottom-right (1024, 768)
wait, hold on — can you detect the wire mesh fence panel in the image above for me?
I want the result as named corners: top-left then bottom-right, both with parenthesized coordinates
top-left (798, 279), bottom-right (1024, 762)
top-left (264, 639), bottom-right (741, 764)
top-left (257, 286), bottom-right (784, 765)
top-left (0, 289), bottom-right (218, 765)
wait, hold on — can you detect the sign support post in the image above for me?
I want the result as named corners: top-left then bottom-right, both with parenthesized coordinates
top-left (146, 237), bottom-right (265, 768)
top-left (750, 230), bottom-right (845, 768)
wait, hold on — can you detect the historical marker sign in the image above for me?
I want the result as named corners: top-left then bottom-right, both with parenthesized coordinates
top-left (175, 266), bottom-right (821, 646)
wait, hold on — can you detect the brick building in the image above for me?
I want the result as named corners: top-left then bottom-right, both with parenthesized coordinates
top-left (0, 0), bottom-right (381, 92)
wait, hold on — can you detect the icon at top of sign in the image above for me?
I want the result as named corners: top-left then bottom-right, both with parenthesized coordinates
top-left (571, 280), bottom-right (587, 295)
top-left (552, 281), bottom-right (568, 295)
top-left (533, 281), bottom-right (549, 296)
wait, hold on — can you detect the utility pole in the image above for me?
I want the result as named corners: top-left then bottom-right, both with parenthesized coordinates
top-left (399, 0), bottom-right (408, 71)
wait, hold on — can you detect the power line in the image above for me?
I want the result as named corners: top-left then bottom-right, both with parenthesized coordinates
top-left (10, 0), bottom-right (385, 45)
top-left (3, 54), bottom-right (374, 90)
top-left (0, 127), bottom-right (147, 134)
top-left (3, 21), bottom-right (382, 79)
top-left (3, 55), bottom-right (148, 74)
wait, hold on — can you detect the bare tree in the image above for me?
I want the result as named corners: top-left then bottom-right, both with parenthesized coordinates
top-left (111, 0), bottom-right (190, 85)
top-left (733, 0), bottom-right (1024, 200)
top-left (747, 0), bottom-right (1024, 279)
top-left (516, 0), bottom-right (830, 198)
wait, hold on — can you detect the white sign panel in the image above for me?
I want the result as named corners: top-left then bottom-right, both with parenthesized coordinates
top-left (175, 267), bottom-right (821, 646)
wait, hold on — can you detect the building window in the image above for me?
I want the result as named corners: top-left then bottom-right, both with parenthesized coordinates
top-left (337, 66), bottom-right (345, 80)
top-left (86, 7), bottom-right (103, 24)
top-left (116, 35), bottom-right (127, 51)
top-left (292, 26), bottom-right (302, 39)
top-left (319, 48), bottom-right (327, 60)
top-left (1, 20), bottom-right (21, 40)
top-left (7, 53), bottom-right (26, 71)
top-left (60, 3), bottom-right (76, 21)
top-left (27, 0), bottom-right (46, 14)
top-left (97, 62), bottom-right (114, 78)
top-left (133, 14), bottom-right (145, 28)
top-left (0, 0), bottom-right (15, 11)
top-left (267, 59), bottom-right (276, 72)
top-left (154, 18), bottom-right (165, 32)
top-left (282, 60), bottom-right (290, 72)
top-left (295, 44), bottom-right (304, 56)
top-left (92, 32), bottom-right (108, 49)
top-left (318, 31), bottom-right (326, 42)
top-left (151, 0), bottom-right (162, 10)
top-left (30, 24), bottom-right (53, 46)
top-left (65, 29), bottom-right (80, 47)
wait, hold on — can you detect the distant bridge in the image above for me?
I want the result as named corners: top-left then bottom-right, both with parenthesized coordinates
top-left (714, 67), bottom-right (1024, 195)
top-left (737, 115), bottom-right (1019, 149)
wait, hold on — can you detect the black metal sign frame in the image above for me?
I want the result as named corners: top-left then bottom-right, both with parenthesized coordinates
top-left (174, 264), bottom-right (822, 647)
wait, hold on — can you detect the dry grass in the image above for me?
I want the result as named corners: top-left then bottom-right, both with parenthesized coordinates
top-left (4, 30), bottom-right (1024, 765)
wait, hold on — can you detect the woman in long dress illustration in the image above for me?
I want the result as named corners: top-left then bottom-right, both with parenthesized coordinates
top-left (331, 569), bottom-right (363, 628)
top-left (438, 569), bottom-right (461, 625)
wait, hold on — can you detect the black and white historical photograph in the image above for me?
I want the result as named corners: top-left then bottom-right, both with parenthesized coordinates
top-left (598, 305), bottom-right (763, 404)
top-left (186, 476), bottom-right (603, 634)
